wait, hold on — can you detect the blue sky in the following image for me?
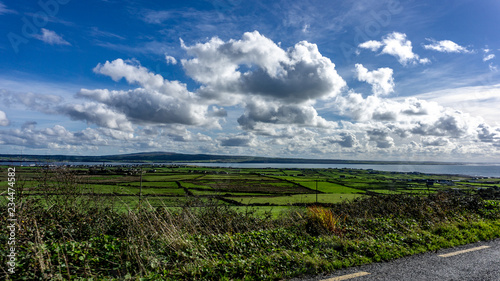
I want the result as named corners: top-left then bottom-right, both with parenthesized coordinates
top-left (1, 0), bottom-right (499, 162)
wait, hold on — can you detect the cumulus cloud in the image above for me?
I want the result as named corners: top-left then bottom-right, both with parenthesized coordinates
top-left (180, 31), bottom-right (346, 131)
top-left (355, 64), bottom-right (395, 96)
top-left (0, 110), bottom-right (9, 126)
top-left (181, 32), bottom-right (288, 85)
top-left (410, 112), bottom-right (473, 138)
top-left (182, 31), bottom-right (346, 104)
top-left (87, 59), bottom-right (223, 129)
top-left (237, 99), bottom-right (336, 130)
top-left (421, 136), bottom-right (451, 147)
top-left (219, 133), bottom-right (258, 147)
top-left (58, 102), bottom-right (134, 131)
top-left (33, 28), bottom-right (71, 46)
top-left (477, 124), bottom-right (500, 143)
top-left (358, 32), bottom-right (429, 65)
top-left (331, 90), bottom-right (496, 152)
top-left (423, 39), bottom-right (471, 53)
top-left (334, 92), bottom-right (399, 122)
top-left (77, 88), bottom-right (214, 127)
top-left (408, 84), bottom-right (500, 127)
top-left (94, 59), bottom-right (171, 92)
top-left (367, 129), bottom-right (394, 148)
top-left (324, 132), bottom-right (359, 148)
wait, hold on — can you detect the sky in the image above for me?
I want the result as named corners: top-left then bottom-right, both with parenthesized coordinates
top-left (0, 0), bottom-right (500, 162)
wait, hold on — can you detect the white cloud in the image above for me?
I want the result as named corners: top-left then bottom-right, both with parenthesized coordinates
top-left (324, 132), bottom-right (359, 148)
top-left (477, 124), bottom-right (500, 143)
top-left (58, 102), bottom-right (134, 131)
top-left (330, 90), bottom-right (496, 152)
top-left (359, 32), bottom-right (428, 66)
top-left (409, 84), bottom-right (500, 126)
top-left (181, 31), bottom-right (346, 130)
top-left (367, 128), bottom-right (394, 148)
top-left (418, 58), bottom-right (431, 64)
top-left (423, 39), bottom-right (471, 53)
top-left (94, 59), bottom-right (167, 91)
top-left (358, 40), bottom-right (383, 51)
top-left (483, 54), bottom-right (495, 62)
top-left (88, 59), bottom-right (223, 129)
top-left (181, 31), bottom-right (289, 85)
top-left (33, 28), bottom-right (71, 46)
top-left (0, 110), bottom-right (9, 126)
top-left (182, 31), bottom-right (346, 104)
top-left (421, 136), bottom-right (452, 147)
top-left (165, 55), bottom-right (177, 65)
top-left (237, 99), bottom-right (336, 130)
top-left (77, 88), bottom-right (216, 127)
top-left (355, 64), bottom-right (395, 96)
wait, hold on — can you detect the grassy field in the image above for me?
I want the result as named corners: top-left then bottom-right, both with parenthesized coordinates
top-left (1, 165), bottom-right (499, 280)
top-left (1, 164), bottom-right (497, 210)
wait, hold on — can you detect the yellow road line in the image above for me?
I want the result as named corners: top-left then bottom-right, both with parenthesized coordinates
top-left (438, 245), bottom-right (490, 258)
top-left (321, 271), bottom-right (371, 281)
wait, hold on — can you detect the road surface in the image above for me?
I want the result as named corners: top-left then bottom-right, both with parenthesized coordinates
top-left (292, 238), bottom-right (500, 281)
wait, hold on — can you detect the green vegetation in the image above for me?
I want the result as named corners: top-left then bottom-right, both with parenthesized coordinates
top-left (1, 165), bottom-right (499, 280)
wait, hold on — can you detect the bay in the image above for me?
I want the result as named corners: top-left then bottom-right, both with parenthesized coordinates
top-left (180, 163), bottom-right (500, 178)
top-left (2, 161), bottom-right (500, 178)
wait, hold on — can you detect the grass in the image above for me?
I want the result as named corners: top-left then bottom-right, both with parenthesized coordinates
top-left (127, 181), bottom-right (179, 188)
top-left (1, 166), bottom-right (499, 280)
top-left (142, 174), bottom-right (201, 181)
top-left (299, 181), bottom-right (361, 194)
top-left (227, 193), bottom-right (363, 205)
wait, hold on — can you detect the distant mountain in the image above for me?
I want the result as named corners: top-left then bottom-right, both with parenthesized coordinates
top-left (0, 151), bottom-right (458, 165)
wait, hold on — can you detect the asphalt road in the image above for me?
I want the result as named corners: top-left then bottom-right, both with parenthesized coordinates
top-left (292, 238), bottom-right (500, 281)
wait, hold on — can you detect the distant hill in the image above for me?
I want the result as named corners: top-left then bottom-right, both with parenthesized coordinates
top-left (0, 151), bottom-right (458, 165)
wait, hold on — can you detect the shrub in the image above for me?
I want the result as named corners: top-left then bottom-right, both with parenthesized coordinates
top-left (306, 205), bottom-right (343, 236)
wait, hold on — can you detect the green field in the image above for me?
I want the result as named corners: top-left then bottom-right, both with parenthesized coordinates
top-left (2, 165), bottom-right (496, 211)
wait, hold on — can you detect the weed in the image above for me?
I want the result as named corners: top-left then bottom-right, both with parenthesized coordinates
top-left (306, 206), bottom-right (344, 236)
